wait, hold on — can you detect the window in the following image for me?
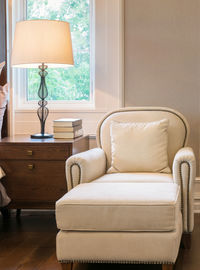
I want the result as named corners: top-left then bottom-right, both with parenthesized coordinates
top-left (26, 0), bottom-right (91, 102)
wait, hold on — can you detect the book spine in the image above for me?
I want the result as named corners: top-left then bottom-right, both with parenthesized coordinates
top-left (53, 126), bottom-right (82, 133)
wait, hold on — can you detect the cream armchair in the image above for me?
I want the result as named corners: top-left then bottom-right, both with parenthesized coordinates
top-left (56, 107), bottom-right (196, 270)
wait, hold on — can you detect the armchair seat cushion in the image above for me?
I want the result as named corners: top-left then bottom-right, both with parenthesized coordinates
top-left (56, 182), bottom-right (180, 232)
top-left (93, 172), bottom-right (173, 183)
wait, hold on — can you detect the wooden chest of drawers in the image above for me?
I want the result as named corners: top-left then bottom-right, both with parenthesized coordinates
top-left (0, 135), bottom-right (89, 209)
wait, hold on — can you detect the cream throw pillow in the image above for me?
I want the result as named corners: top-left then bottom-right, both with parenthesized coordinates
top-left (108, 119), bottom-right (171, 173)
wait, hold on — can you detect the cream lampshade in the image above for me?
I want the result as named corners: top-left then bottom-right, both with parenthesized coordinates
top-left (12, 20), bottom-right (74, 138)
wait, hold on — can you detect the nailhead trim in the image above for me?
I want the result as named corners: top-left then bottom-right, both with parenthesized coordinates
top-left (179, 161), bottom-right (191, 232)
top-left (70, 163), bottom-right (81, 189)
top-left (97, 108), bottom-right (188, 149)
top-left (59, 259), bottom-right (174, 264)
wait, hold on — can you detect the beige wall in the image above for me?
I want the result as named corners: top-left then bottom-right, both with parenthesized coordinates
top-left (125, 0), bottom-right (200, 173)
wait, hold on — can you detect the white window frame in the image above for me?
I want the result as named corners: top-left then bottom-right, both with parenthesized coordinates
top-left (7, 0), bottom-right (124, 135)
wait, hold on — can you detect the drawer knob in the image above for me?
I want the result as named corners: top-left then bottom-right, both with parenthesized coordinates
top-left (27, 164), bottom-right (34, 170)
top-left (27, 150), bottom-right (33, 156)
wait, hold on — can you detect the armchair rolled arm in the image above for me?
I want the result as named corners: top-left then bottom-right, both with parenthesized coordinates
top-left (66, 148), bottom-right (106, 191)
top-left (173, 147), bottom-right (196, 233)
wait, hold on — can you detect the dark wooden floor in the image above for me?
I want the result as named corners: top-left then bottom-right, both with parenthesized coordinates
top-left (0, 211), bottom-right (200, 270)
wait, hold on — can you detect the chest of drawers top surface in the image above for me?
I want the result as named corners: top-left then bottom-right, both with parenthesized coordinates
top-left (0, 135), bottom-right (89, 160)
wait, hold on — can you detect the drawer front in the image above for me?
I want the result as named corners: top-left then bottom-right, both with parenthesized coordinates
top-left (1, 160), bottom-right (67, 203)
top-left (0, 143), bottom-right (71, 160)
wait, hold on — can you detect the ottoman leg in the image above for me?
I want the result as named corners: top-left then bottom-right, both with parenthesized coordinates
top-left (61, 263), bottom-right (73, 270)
top-left (162, 264), bottom-right (174, 270)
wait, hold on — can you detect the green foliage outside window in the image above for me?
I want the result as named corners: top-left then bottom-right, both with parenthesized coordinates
top-left (27, 0), bottom-right (90, 101)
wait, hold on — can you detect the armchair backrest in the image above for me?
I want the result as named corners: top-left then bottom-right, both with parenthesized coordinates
top-left (96, 107), bottom-right (189, 170)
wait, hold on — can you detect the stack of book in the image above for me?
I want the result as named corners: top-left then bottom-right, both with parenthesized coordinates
top-left (53, 118), bottom-right (83, 139)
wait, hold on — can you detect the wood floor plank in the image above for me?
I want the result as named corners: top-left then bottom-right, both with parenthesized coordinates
top-left (16, 247), bottom-right (55, 270)
top-left (37, 253), bottom-right (62, 270)
top-left (0, 244), bottom-right (36, 270)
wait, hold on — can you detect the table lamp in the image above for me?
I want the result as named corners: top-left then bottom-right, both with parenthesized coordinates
top-left (12, 20), bottom-right (74, 139)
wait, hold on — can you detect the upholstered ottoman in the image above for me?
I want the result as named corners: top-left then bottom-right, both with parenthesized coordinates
top-left (56, 182), bottom-right (182, 269)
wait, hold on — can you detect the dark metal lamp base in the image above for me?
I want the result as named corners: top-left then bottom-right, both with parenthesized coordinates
top-left (31, 133), bottom-right (53, 139)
